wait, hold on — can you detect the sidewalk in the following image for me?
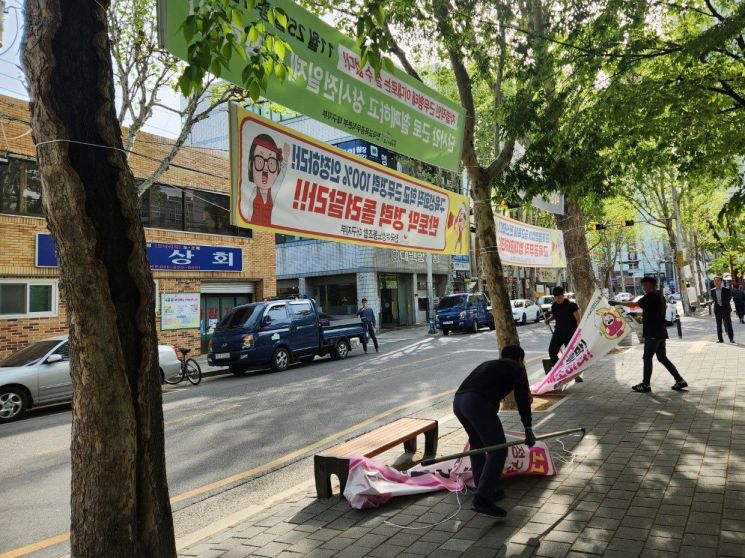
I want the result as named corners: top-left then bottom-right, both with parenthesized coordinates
top-left (178, 329), bottom-right (745, 558)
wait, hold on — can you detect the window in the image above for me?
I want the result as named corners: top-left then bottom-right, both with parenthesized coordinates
top-left (0, 280), bottom-right (58, 318)
top-left (140, 183), bottom-right (252, 238)
top-left (265, 304), bottom-right (289, 323)
top-left (290, 301), bottom-right (313, 318)
top-left (54, 342), bottom-right (70, 360)
top-left (0, 157), bottom-right (44, 216)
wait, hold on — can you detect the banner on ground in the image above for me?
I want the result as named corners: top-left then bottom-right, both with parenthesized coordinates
top-left (229, 106), bottom-right (470, 255)
top-left (158, 0), bottom-right (465, 172)
top-left (531, 289), bottom-right (635, 394)
top-left (495, 215), bottom-right (566, 268)
top-left (343, 434), bottom-right (556, 509)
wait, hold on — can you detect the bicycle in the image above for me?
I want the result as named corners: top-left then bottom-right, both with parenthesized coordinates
top-left (162, 348), bottom-right (202, 386)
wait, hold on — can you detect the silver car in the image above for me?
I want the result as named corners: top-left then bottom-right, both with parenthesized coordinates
top-left (0, 336), bottom-right (183, 423)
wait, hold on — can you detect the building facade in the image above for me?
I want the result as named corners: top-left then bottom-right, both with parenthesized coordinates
top-left (0, 95), bottom-right (276, 358)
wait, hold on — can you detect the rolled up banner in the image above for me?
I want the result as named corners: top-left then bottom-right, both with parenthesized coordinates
top-left (531, 289), bottom-right (633, 394)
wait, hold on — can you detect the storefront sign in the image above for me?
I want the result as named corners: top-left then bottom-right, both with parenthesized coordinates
top-left (538, 268), bottom-right (559, 283)
top-left (336, 139), bottom-right (396, 169)
top-left (158, 0), bottom-right (465, 171)
top-left (531, 289), bottom-right (634, 394)
top-left (495, 215), bottom-right (566, 268)
top-left (391, 251), bottom-right (440, 264)
top-left (161, 292), bottom-right (201, 330)
top-left (452, 255), bottom-right (470, 271)
top-left (35, 234), bottom-right (242, 272)
top-left (230, 106), bottom-right (470, 255)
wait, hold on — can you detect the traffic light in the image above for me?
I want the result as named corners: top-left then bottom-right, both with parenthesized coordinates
top-left (619, 220), bottom-right (635, 227)
top-left (588, 223), bottom-right (607, 231)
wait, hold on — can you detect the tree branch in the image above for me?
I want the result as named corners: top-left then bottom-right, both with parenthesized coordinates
top-left (383, 22), bottom-right (422, 82)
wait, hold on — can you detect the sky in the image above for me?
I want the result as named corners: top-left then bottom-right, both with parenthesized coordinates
top-left (0, 0), bottom-right (183, 138)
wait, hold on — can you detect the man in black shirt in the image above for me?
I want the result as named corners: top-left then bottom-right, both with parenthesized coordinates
top-left (616, 276), bottom-right (687, 392)
top-left (546, 287), bottom-right (582, 381)
top-left (453, 345), bottom-right (535, 518)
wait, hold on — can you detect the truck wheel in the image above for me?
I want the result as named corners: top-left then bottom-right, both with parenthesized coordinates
top-left (229, 364), bottom-right (247, 376)
top-left (331, 341), bottom-right (349, 360)
top-left (471, 319), bottom-right (479, 333)
top-left (271, 347), bottom-right (291, 372)
top-left (442, 328), bottom-right (450, 336)
top-left (521, 313), bottom-right (527, 325)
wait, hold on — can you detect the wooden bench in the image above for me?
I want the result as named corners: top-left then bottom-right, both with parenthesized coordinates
top-left (314, 417), bottom-right (438, 498)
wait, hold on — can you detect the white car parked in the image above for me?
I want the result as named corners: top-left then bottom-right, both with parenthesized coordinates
top-left (0, 336), bottom-right (183, 423)
top-left (511, 299), bottom-right (541, 324)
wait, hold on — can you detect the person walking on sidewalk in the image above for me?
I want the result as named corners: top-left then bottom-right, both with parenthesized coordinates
top-left (730, 282), bottom-right (745, 325)
top-left (711, 276), bottom-right (735, 343)
top-left (615, 276), bottom-right (687, 392)
top-left (356, 298), bottom-right (379, 353)
top-left (545, 286), bottom-right (583, 382)
top-left (452, 345), bottom-right (536, 518)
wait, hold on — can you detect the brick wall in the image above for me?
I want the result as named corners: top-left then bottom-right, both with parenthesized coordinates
top-left (0, 95), bottom-right (276, 359)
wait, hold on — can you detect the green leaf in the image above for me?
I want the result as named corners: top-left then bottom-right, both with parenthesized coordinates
top-left (267, 8), bottom-right (276, 26)
top-left (274, 40), bottom-right (286, 59)
top-left (383, 56), bottom-right (395, 73)
top-left (275, 64), bottom-right (287, 80)
top-left (183, 15), bottom-right (196, 44)
top-left (248, 25), bottom-right (259, 43)
top-left (249, 80), bottom-right (261, 101)
top-left (275, 9), bottom-right (288, 29)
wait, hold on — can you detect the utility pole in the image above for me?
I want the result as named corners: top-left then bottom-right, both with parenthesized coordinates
top-left (670, 182), bottom-right (693, 316)
top-left (426, 252), bottom-right (434, 322)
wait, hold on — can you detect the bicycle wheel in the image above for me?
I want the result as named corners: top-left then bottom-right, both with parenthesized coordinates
top-left (162, 364), bottom-right (183, 385)
top-left (185, 358), bottom-right (202, 386)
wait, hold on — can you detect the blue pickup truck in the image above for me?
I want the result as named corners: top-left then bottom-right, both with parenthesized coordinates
top-left (436, 293), bottom-right (495, 335)
top-left (207, 298), bottom-right (368, 374)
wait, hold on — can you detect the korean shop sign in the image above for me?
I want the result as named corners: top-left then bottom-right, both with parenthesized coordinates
top-left (158, 0), bottom-right (465, 172)
top-left (36, 234), bottom-right (243, 272)
top-left (230, 105), bottom-right (470, 255)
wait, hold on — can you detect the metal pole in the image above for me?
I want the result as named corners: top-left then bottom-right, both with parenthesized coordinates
top-left (671, 183), bottom-right (692, 316)
top-left (426, 252), bottom-right (434, 322)
top-left (420, 427), bottom-right (586, 466)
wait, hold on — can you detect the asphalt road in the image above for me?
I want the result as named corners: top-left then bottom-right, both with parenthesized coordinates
top-left (0, 315), bottom-right (720, 557)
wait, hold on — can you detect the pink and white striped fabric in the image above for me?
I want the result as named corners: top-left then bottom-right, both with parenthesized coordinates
top-left (343, 431), bottom-right (556, 509)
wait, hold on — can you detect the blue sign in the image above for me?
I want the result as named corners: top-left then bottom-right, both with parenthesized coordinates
top-left (35, 234), bottom-right (243, 272)
top-left (335, 139), bottom-right (397, 169)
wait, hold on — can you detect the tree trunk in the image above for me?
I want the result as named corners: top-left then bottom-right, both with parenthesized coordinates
top-left (22, 2), bottom-right (176, 556)
top-left (555, 200), bottom-right (597, 311)
top-left (471, 170), bottom-right (519, 349)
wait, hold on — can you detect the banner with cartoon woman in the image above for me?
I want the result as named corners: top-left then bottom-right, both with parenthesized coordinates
top-left (531, 289), bottom-right (636, 394)
top-left (229, 104), bottom-right (470, 256)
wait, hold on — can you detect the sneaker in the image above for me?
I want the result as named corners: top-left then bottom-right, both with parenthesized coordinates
top-left (672, 380), bottom-right (688, 391)
top-left (632, 383), bottom-right (651, 393)
top-left (492, 489), bottom-right (506, 502)
top-left (731, 339), bottom-right (736, 344)
top-left (717, 340), bottom-right (724, 343)
top-left (472, 496), bottom-right (507, 518)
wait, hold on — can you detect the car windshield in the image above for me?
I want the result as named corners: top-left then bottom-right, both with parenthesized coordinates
top-left (1, 340), bottom-right (60, 367)
top-left (512, 301), bottom-right (524, 308)
top-left (437, 295), bottom-right (466, 309)
top-left (539, 297), bottom-right (553, 304)
top-left (217, 304), bottom-right (262, 329)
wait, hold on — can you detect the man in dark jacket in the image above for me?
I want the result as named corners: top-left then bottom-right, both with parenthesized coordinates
top-left (356, 298), bottom-right (379, 353)
top-left (711, 276), bottom-right (735, 342)
top-left (732, 283), bottom-right (745, 324)
top-left (616, 276), bottom-right (687, 392)
top-left (546, 286), bottom-right (583, 382)
top-left (453, 345), bottom-right (535, 518)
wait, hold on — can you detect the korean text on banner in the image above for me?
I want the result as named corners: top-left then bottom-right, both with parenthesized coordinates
top-left (531, 289), bottom-right (634, 394)
top-left (229, 105), bottom-right (470, 256)
top-left (158, 0), bottom-right (465, 172)
top-left (495, 215), bottom-right (566, 268)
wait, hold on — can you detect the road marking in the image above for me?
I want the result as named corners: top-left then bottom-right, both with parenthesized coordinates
top-left (2, 355), bottom-right (545, 558)
top-left (0, 533), bottom-right (69, 558)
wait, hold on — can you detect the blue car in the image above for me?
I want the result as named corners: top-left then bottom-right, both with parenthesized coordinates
top-left (436, 293), bottom-right (495, 335)
top-left (208, 298), bottom-right (367, 374)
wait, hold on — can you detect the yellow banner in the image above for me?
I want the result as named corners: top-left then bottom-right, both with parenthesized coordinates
top-left (229, 104), bottom-right (469, 256)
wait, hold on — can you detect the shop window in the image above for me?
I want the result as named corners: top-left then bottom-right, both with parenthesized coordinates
top-left (0, 280), bottom-right (58, 318)
top-left (0, 157), bottom-right (44, 217)
top-left (140, 183), bottom-right (252, 238)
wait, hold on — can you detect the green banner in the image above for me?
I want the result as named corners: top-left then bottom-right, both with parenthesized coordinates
top-left (158, 0), bottom-right (465, 172)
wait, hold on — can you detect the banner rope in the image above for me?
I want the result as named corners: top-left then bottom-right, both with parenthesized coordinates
top-left (382, 477), bottom-right (466, 530)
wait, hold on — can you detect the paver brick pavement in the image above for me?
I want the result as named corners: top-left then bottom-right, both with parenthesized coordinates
top-left (179, 323), bottom-right (745, 557)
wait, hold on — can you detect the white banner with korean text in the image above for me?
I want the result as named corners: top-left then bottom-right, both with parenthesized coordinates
top-left (495, 215), bottom-right (566, 268)
top-left (531, 289), bottom-right (635, 394)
